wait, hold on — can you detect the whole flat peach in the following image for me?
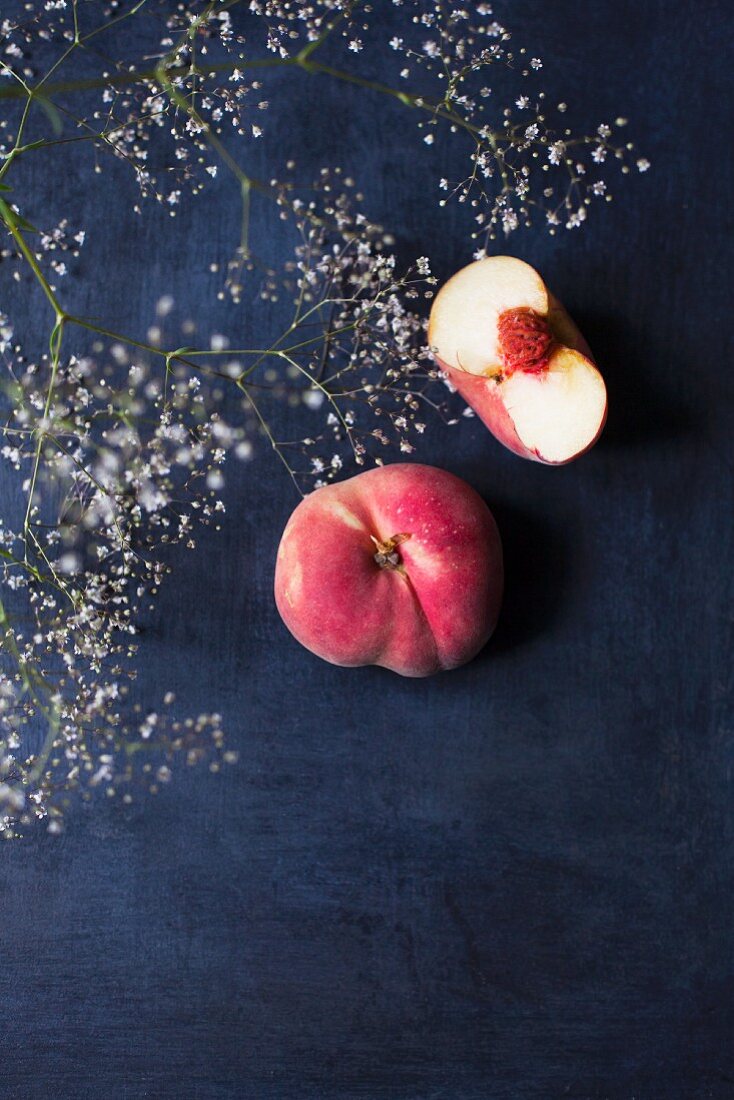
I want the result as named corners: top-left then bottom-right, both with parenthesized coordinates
top-left (274, 464), bottom-right (503, 677)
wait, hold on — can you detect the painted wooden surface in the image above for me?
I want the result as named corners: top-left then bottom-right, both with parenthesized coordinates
top-left (1, 2), bottom-right (732, 1096)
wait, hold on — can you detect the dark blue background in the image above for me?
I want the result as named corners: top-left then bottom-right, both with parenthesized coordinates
top-left (1, 2), bottom-right (733, 1097)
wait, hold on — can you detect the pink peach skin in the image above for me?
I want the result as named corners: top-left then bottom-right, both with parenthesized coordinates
top-left (274, 464), bottom-right (503, 677)
top-left (441, 296), bottom-right (607, 464)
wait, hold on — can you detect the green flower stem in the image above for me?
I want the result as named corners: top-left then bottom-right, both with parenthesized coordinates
top-left (0, 201), bottom-right (63, 316)
top-left (22, 317), bottom-right (64, 557)
top-left (236, 380), bottom-right (304, 498)
top-left (0, 51), bottom-right (496, 146)
top-left (278, 350), bottom-right (356, 450)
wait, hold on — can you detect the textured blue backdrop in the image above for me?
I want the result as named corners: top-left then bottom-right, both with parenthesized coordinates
top-left (1, 2), bottom-right (733, 1097)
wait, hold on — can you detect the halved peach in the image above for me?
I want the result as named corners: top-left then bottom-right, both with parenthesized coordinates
top-left (428, 256), bottom-right (607, 464)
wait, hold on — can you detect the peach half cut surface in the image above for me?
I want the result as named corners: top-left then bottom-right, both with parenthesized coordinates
top-left (428, 255), bottom-right (607, 464)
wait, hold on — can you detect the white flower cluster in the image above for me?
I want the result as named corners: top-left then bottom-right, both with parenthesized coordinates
top-left (383, 2), bottom-right (645, 242)
top-left (0, 324), bottom-right (247, 835)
